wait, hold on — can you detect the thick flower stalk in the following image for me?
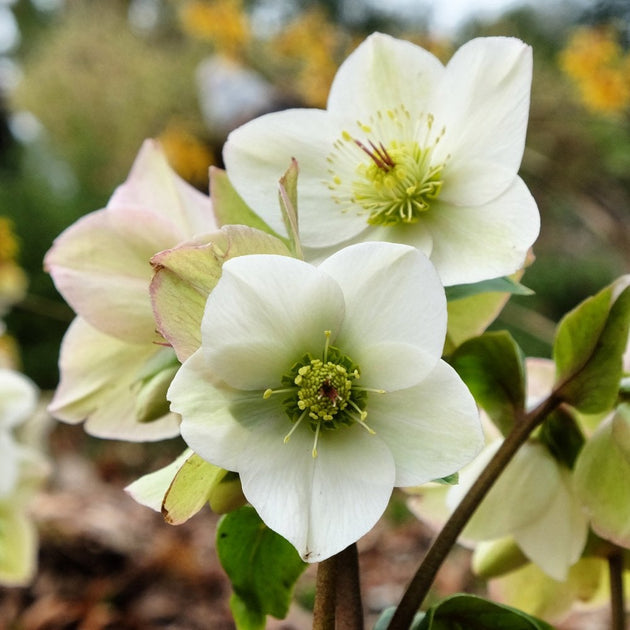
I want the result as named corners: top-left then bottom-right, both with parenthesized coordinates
top-left (168, 241), bottom-right (483, 561)
top-left (45, 140), bottom-right (218, 440)
top-left (224, 33), bottom-right (539, 286)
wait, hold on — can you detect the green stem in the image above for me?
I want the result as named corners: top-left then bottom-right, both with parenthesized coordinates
top-left (387, 393), bottom-right (562, 630)
top-left (608, 549), bottom-right (626, 630)
top-left (313, 553), bottom-right (338, 630)
top-left (336, 543), bottom-right (364, 630)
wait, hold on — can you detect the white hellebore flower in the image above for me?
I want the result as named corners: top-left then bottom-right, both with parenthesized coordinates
top-left (168, 242), bottom-right (483, 562)
top-left (224, 33), bottom-right (539, 286)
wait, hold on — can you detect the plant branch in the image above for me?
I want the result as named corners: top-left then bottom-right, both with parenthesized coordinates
top-left (608, 548), bottom-right (626, 630)
top-left (313, 553), bottom-right (338, 630)
top-left (336, 543), bottom-right (364, 630)
top-left (387, 392), bottom-right (563, 630)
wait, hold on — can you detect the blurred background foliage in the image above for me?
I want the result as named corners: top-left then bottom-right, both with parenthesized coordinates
top-left (0, 0), bottom-right (628, 388)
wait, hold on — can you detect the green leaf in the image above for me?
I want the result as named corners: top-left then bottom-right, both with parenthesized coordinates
top-left (278, 158), bottom-right (303, 259)
top-left (538, 407), bottom-right (585, 469)
top-left (450, 331), bottom-right (526, 436)
top-left (445, 276), bottom-right (533, 302)
top-left (553, 278), bottom-right (630, 413)
top-left (417, 594), bottom-right (554, 629)
top-left (210, 166), bottom-right (282, 237)
top-left (216, 506), bottom-right (307, 628)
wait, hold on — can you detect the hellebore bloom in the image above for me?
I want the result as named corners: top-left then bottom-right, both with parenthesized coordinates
top-left (45, 139), bottom-right (217, 440)
top-left (224, 33), bottom-right (539, 286)
top-left (168, 242), bottom-right (483, 561)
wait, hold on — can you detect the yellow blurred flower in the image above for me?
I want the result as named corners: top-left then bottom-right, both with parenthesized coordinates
top-left (158, 124), bottom-right (214, 188)
top-left (559, 26), bottom-right (630, 115)
top-left (178, 0), bottom-right (250, 59)
top-left (0, 218), bottom-right (19, 264)
top-left (0, 219), bottom-right (27, 318)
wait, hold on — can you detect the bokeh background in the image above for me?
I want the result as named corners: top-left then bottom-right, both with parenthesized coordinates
top-left (0, 0), bottom-right (629, 627)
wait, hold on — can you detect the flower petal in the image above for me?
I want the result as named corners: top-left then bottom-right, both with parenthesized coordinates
top-left (425, 176), bottom-right (540, 286)
top-left (223, 109), bottom-right (367, 247)
top-left (201, 255), bottom-right (345, 390)
top-left (238, 418), bottom-right (395, 562)
top-left (108, 139), bottom-right (216, 236)
top-left (319, 242), bottom-right (446, 389)
top-left (45, 207), bottom-right (180, 343)
top-left (49, 318), bottom-right (180, 441)
top-left (0, 504), bottom-right (37, 586)
top-left (0, 369), bottom-right (37, 430)
top-left (0, 432), bottom-right (20, 498)
top-left (328, 32), bottom-right (444, 124)
top-left (431, 37), bottom-right (532, 179)
top-left (368, 360), bottom-right (482, 486)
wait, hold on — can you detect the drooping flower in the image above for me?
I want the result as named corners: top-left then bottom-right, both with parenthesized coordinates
top-left (45, 139), bottom-right (217, 440)
top-left (168, 241), bottom-right (483, 561)
top-left (223, 33), bottom-right (539, 286)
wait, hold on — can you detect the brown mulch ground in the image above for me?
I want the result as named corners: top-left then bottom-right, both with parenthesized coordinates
top-left (0, 423), bottom-right (613, 629)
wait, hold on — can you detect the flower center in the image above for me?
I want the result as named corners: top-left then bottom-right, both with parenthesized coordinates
top-left (264, 331), bottom-right (382, 457)
top-left (326, 107), bottom-right (448, 227)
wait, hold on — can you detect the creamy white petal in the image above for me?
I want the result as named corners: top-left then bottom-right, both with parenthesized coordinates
top-left (172, 350), bottom-right (275, 472)
top-left (201, 255), bottom-right (345, 390)
top-left (368, 361), bottom-right (482, 486)
top-left (49, 318), bottom-right (180, 441)
top-left (430, 37), bottom-right (532, 177)
top-left (238, 418), bottom-right (395, 562)
top-left (0, 369), bottom-right (37, 430)
top-left (328, 32), bottom-right (444, 125)
top-left (223, 109), bottom-right (366, 246)
top-left (513, 467), bottom-right (588, 581)
top-left (424, 177), bottom-right (539, 286)
top-left (319, 242), bottom-right (445, 388)
top-left (108, 139), bottom-right (216, 236)
top-left (45, 207), bottom-right (180, 343)
top-left (0, 432), bottom-right (20, 498)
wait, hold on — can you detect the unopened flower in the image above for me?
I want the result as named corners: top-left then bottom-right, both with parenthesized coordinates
top-left (224, 33), bottom-right (539, 286)
top-left (168, 241), bottom-right (482, 561)
top-left (46, 139), bottom-right (217, 440)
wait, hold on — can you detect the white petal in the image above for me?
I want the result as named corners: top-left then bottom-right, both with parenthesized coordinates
top-left (223, 109), bottom-right (366, 247)
top-left (447, 441), bottom-right (559, 541)
top-left (201, 255), bottom-right (345, 390)
top-left (0, 369), bottom-right (37, 430)
top-left (49, 318), bottom-right (180, 441)
top-left (45, 207), bottom-right (180, 343)
top-left (319, 242), bottom-right (446, 389)
top-left (430, 37), bottom-right (532, 177)
top-left (0, 432), bottom-right (20, 498)
top-left (172, 350), bottom-right (271, 472)
top-left (328, 32), bottom-right (444, 124)
top-left (108, 139), bottom-right (216, 236)
top-left (425, 177), bottom-right (540, 286)
top-left (238, 418), bottom-right (395, 562)
top-left (368, 361), bottom-right (482, 486)
top-left (513, 467), bottom-right (588, 581)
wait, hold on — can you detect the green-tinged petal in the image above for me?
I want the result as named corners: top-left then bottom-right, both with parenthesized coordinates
top-left (327, 32), bottom-right (444, 124)
top-left (369, 361), bottom-right (482, 486)
top-left (126, 449), bottom-right (192, 512)
top-left (170, 350), bottom-right (264, 472)
top-left (49, 318), bottom-right (180, 441)
top-left (237, 416), bottom-right (395, 562)
top-left (513, 466), bottom-right (588, 581)
top-left (431, 37), bottom-right (532, 188)
top-left (108, 139), bottom-right (216, 236)
top-left (426, 177), bottom-right (539, 286)
top-left (446, 441), bottom-right (559, 541)
top-left (574, 408), bottom-right (630, 547)
top-left (488, 558), bottom-right (608, 623)
top-left (151, 226), bottom-right (291, 362)
top-left (0, 432), bottom-right (19, 498)
top-left (472, 537), bottom-right (530, 579)
top-left (319, 242), bottom-right (446, 390)
top-left (223, 109), bottom-right (366, 247)
top-left (0, 504), bottom-right (37, 586)
top-left (0, 369), bottom-right (37, 429)
top-left (45, 207), bottom-right (178, 343)
top-left (201, 255), bottom-right (345, 391)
